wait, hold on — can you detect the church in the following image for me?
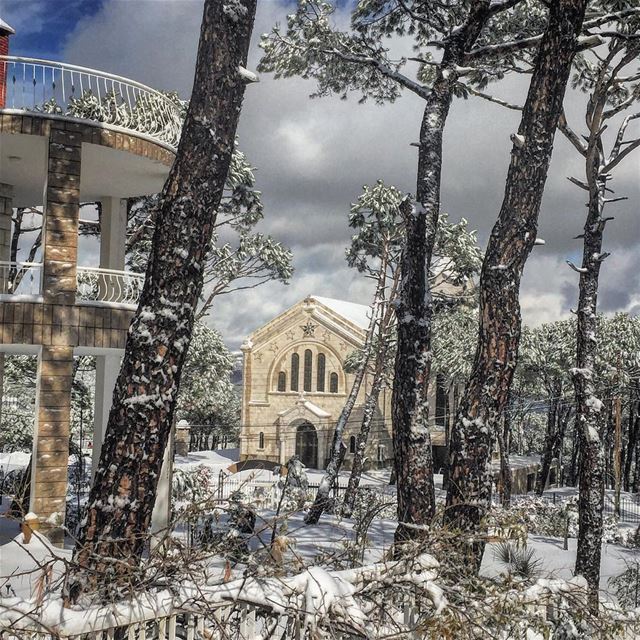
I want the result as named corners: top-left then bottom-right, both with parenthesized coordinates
top-left (239, 295), bottom-right (447, 470)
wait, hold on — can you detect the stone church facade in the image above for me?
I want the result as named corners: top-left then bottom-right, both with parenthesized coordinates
top-left (239, 295), bottom-right (442, 470)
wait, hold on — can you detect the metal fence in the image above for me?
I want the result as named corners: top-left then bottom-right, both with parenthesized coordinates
top-left (1, 55), bottom-right (183, 149)
top-left (505, 492), bottom-right (640, 524)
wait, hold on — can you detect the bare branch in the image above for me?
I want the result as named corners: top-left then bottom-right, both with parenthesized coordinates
top-left (463, 85), bottom-right (523, 111)
top-left (558, 112), bottom-right (588, 156)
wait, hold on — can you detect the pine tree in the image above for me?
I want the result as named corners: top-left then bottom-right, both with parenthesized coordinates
top-left (559, 27), bottom-right (640, 604)
top-left (259, 0), bottom-right (551, 540)
top-left (445, 0), bottom-right (590, 566)
top-left (63, 0), bottom-right (258, 603)
top-left (258, 0), bottom-right (636, 540)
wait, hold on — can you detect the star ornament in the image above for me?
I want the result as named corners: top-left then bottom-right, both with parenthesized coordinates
top-left (301, 321), bottom-right (317, 337)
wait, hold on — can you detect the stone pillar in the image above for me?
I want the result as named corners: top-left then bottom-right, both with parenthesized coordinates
top-left (43, 128), bottom-right (81, 305)
top-left (175, 420), bottom-right (190, 457)
top-left (92, 353), bottom-right (121, 477)
top-left (30, 345), bottom-right (74, 543)
top-left (239, 340), bottom-right (252, 460)
top-left (30, 126), bottom-right (82, 543)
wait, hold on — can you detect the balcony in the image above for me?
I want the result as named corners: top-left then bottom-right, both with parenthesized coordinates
top-left (0, 55), bottom-right (183, 151)
top-left (0, 261), bottom-right (144, 308)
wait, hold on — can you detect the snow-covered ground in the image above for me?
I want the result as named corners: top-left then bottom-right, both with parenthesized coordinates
top-left (0, 451), bottom-right (31, 474)
top-left (1, 497), bottom-right (637, 603)
top-left (2, 448), bottom-right (639, 606)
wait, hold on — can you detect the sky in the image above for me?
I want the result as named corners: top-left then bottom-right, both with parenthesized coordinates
top-left (2, 0), bottom-right (639, 349)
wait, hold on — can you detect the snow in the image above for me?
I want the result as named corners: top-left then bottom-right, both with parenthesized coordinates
top-left (311, 296), bottom-right (371, 330)
top-left (238, 66), bottom-right (259, 83)
top-left (586, 395), bottom-right (604, 412)
top-left (0, 451), bottom-right (31, 473)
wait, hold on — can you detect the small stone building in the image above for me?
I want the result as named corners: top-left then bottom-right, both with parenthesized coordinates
top-left (239, 295), bottom-right (447, 470)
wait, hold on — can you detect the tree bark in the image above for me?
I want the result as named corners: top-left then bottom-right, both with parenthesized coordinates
top-left (304, 295), bottom-right (380, 524)
top-left (497, 395), bottom-right (512, 507)
top-left (341, 350), bottom-right (389, 517)
top-left (445, 0), bottom-right (588, 564)
top-left (623, 388), bottom-right (639, 492)
top-left (392, 0), bottom-right (494, 547)
top-left (64, 0), bottom-right (257, 603)
top-left (573, 122), bottom-right (608, 612)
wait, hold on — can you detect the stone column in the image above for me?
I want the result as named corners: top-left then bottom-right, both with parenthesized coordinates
top-left (92, 353), bottom-right (121, 477)
top-left (43, 128), bottom-right (81, 306)
top-left (239, 340), bottom-right (252, 461)
top-left (175, 420), bottom-right (191, 457)
top-left (30, 127), bottom-right (82, 543)
top-left (30, 345), bottom-right (75, 543)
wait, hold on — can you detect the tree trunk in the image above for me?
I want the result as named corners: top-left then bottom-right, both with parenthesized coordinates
top-left (341, 357), bottom-right (388, 517)
top-left (392, 1), bottom-right (493, 546)
top-left (304, 296), bottom-right (380, 525)
top-left (445, 0), bottom-right (588, 565)
top-left (623, 391), bottom-right (639, 492)
top-left (498, 395), bottom-right (512, 507)
top-left (536, 385), bottom-right (560, 495)
top-left (573, 133), bottom-right (608, 612)
top-left (442, 382), bottom-right (454, 492)
top-left (64, 0), bottom-right (257, 603)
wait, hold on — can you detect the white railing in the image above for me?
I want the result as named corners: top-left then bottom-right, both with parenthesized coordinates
top-left (0, 260), bottom-right (42, 298)
top-left (0, 56), bottom-right (184, 150)
top-left (76, 266), bottom-right (144, 307)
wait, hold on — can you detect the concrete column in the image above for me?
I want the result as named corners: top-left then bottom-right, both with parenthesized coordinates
top-left (99, 197), bottom-right (127, 270)
top-left (98, 197), bottom-right (126, 302)
top-left (0, 183), bottom-right (13, 294)
top-left (92, 353), bottom-right (121, 477)
top-left (151, 425), bottom-right (175, 549)
top-left (30, 345), bottom-right (74, 544)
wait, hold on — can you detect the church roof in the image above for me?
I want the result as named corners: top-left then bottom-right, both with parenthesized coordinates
top-left (310, 296), bottom-right (372, 330)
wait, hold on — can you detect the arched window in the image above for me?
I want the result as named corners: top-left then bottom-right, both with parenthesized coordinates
top-left (317, 353), bottom-right (326, 392)
top-left (291, 353), bottom-right (299, 391)
top-left (330, 372), bottom-right (339, 393)
top-left (303, 349), bottom-right (313, 392)
top-left (258, 432), bottom-right (265, 449)
top-left (349, 435), bottom-right (356, 454)
top-left (277, 371), bottom-right (286, 392)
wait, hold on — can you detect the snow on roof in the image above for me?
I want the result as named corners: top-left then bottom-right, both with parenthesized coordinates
top-left (311, 296), bottom-right (371, 330)
top-left (0, 18), bottom-right (15, 35)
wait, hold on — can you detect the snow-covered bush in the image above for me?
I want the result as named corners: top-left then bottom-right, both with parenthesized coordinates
top-left (609, 561), bottom-right (640, 609)
top-left (172, 465), bottom-right (216, 504)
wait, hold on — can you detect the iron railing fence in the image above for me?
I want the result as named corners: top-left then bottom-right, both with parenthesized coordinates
top-left (1, 55), bottom-right (184, 149)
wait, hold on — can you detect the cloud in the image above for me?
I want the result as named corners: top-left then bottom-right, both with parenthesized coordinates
top-left (58, 0), bottom-right (640, 348)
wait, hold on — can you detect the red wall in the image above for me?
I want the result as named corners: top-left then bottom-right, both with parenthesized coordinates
top-left (0, 35), bottom-right (9, 108)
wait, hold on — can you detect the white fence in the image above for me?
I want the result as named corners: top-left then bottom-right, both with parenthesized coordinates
top-left (0, 261), bottom-right (42, 298)
top-left (76, 266), bottom-right (144, 307)
top-left (1, 55), bottom-right (183, 149)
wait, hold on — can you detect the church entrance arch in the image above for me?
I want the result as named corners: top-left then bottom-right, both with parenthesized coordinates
top-left (295, 421), bottom-right (318, 469)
